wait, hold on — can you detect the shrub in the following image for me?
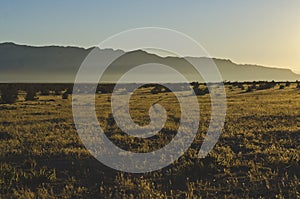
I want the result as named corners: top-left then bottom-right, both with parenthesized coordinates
top-left (24, 86), bottom-right (38, 101)
top-left (150, 85), bottom-right (169, 94)
top-left (0, 85), bottom-right (18, 104)
top-left (54, 89), bottom-right (62, 95)
top-left (256, 82), bottom-right (275, 90)
top-left (40, 88), bottom-right (50, 96)
top-left (62, 92), bottom-right (69, 99)
top-left (191, 82), bottom-right (200, 90)
top-left (246, 86), bottom-right (253, 92)
top-left (97, 84), bottom-right (115, 94)
top-left (237, 84), bottom-right (245, 90)
top-left (194, 87), bottom-right (209, 95)
top-left (279, 85), bottom-right (285, 89)
top-left (151, 87), bottom-right (160, 94)
top-left (285, 81), bottom-right (291, 87)
top-left (65, 87), bottom-right (73, 94)
top-left (25, 89), bottom-right (37, 101)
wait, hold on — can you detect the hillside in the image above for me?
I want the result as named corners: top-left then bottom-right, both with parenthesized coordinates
top-left (0, 42), bottom-right (299, 82)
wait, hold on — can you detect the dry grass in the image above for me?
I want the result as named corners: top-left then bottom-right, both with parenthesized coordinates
top-left (0, 83), bottom-right (299, 198)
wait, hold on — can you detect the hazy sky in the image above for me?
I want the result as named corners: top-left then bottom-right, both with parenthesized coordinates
top-left (1, 0), bottom-right (300, 72)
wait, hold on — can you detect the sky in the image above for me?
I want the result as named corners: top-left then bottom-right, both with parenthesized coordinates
top-left (1, 0), bottom-right (300, 73)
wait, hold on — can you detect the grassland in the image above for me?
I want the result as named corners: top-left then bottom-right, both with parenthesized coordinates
top-left (0, 83), bottom-right (299, 198)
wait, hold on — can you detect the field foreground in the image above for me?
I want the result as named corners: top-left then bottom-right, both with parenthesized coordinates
top-left (0, 83), bottom-right (299, 198)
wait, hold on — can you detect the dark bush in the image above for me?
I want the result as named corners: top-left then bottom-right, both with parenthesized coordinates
top-left (65, 87), bottom-right (73, 94)
top-left (191, 82), bottom-right (200, 90)
top-left (54, 89), bottom-right (62, 95)
top-left (279, 85), bottom-right (285, 89)
top-left (256, 82), bottom-right (275, 90)
top-left (97, 84), bottom-right (115, 94)
top-left (237, 84), bottom-right (245, 90)
top-left (150, 85), bottom-right (170, 94)
top-left (0, 85), bottom-right (18, 104)
top-left (25, 89), bottom-right (38, 101)
top-left (194, 87), bottom-right (209, 95)
top-left (62, 91), bottom-right (69, 99)
top-left (40, 88), bottom-right (50, 96)
top-left (246, 86), bottom-right (253, 92)
top-left (151, 86), bottom-right (161, 94)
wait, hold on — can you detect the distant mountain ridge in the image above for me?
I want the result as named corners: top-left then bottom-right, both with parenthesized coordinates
top-left (0, 42), bottom-right (299, 82)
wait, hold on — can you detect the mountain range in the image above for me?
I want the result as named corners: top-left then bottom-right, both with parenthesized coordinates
top-left (0, 42), bottom-right (299, 83)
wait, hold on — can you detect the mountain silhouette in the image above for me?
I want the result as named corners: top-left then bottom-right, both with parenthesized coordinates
top-left (0, 42), bottom-right (299, 82)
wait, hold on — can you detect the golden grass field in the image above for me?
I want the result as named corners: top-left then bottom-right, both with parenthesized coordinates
top-left (0, 83), bottom-right (299, 198)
